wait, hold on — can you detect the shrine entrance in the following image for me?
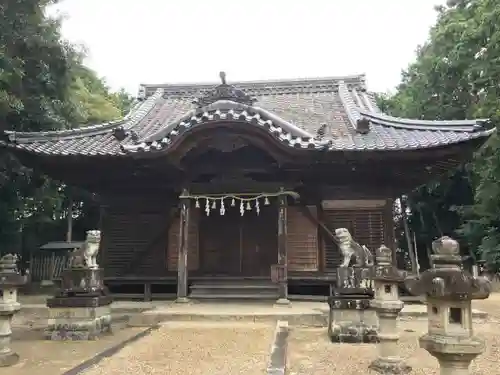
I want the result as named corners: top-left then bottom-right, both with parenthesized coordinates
top-left (198, 204), bottom-right (278, 277)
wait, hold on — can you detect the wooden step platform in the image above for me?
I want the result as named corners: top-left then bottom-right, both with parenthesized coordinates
top-left (189, 280), bottom-right (279, 300)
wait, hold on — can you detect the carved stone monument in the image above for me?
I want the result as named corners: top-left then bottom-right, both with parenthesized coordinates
top-left (369, 245), bottom-right (411, 374)
top-left (405, 236), bottom-right (491, 375)
top-left (328, 229), bottom-right (378, 343)
top-left (45, 230), bottom-right (113, 340)
top-left (0, 254), bottom-right (27, 367)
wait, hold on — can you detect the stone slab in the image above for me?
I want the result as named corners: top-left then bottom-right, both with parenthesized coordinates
top-left (45, 305), bottom-right (112, 340)
top-left (18, 300), bottom-right (489, 329)
top-left (47, 295), bottom-right (112, 308)
top-left (130, 308), bottom-right (327, 328)
top-left (266, 321), bottom-right (289, 375)
top-left (48, 306), bottom-right (111, 319)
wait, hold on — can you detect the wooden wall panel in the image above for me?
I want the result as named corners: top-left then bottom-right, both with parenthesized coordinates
top-left (100, 207), bottom-right (169, 277)
top-left (167, 208), bottom-right (199, 271)
top-left (322, 205), bottom-right (387, 270)
top-left (286, 205), bottom-right (319, 271)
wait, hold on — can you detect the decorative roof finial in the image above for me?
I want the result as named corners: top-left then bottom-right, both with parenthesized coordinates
top-left (219, 71), bottom-right (227, 85)
top-left (192, 72), bottom-right (256, 107)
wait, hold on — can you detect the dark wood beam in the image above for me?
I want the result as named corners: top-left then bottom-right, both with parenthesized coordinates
top-left (176, 188), bottom-right (190, 303)
top-left (276, 188), bottom-right (289, 304)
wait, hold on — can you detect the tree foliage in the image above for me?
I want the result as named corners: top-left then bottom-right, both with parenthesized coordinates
top-left (0, 0), bottom-right (133, 254)
top-left (379, 0), bottom-right (500, 270)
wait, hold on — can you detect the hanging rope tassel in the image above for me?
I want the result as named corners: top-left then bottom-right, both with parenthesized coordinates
top-left (220, 198), bottom-right (225, 215)
top-left (205, 199), bottom-right (211, 216)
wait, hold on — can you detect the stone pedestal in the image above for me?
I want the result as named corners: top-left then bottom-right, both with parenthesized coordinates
top-left (328, 267), bottom-right (378, 343)
top-left (405, 236), bottom-right (491, 375)
top-left (369, 246), bottom-right (410, 374)
top-left (420, 336), bottom-right (485, 375)
top-left (45, 267), bottom-right (112, 340)
top-left (0, 254), bottom-right (27, 367)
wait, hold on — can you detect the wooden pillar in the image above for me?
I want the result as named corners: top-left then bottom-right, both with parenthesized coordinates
top-left (176, 189), bottom-right (190, 303)
top-left (276, 191), bottom-right (290, 305)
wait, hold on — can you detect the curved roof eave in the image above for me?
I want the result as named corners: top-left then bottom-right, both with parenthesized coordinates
top-left (5, 89), bottom-right (164, 143)
top-left (122, 100), bottom-right (328, 154)
top-left (358, 109), bottom-right (490, 133)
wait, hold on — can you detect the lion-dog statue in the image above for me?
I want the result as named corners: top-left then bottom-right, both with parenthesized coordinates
top-left (69, 230), bottom-right (101, 269)
top-left (335, 228), bottom-right (374, 267)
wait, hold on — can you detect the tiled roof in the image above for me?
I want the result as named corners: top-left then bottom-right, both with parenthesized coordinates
top-left (1, 74), bottom-right (493, 157)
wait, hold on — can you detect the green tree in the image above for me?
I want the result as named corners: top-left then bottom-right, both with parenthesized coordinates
top-left (0, 0), bottom-right (133, 254)
top-left (378, 0), bottom-right (500, 270)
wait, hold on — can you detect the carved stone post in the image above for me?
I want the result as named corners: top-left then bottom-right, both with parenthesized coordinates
top-left (275, 191), bottom-right (289, 305)
top-left (405, 236), bottom-right (491, 375)
top-left (176, 189), bottom-right (190, 303)
top-left (0, 254), bottom-right (26, 366)
top-left (328, 267), bottom-right (378, 343)
top-left (369, 246), bottom-right (410, 374)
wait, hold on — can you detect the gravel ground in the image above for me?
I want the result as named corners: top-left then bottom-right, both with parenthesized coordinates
top-left (475, 294), bottom-right (500, 321)
top-left (8, 293), bottom-right (500, 375)
top-left (8, 326), bottom-right (145, 375)
top-left (82, 321), bottom-right (275, 375)
top-left (288, 318), bottom-right (500, 375)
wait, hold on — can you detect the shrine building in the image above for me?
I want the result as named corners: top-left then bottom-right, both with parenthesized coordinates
top-left (1, 73), bottom-right (493, 301)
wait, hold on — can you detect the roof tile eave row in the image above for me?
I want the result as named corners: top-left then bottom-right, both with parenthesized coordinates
top-left (359, 109), bottom-right (491, 133)
top-left (119, 108), bottom-right (493, 156)
top-left (4, 89), bottom-right (164, 144)
top-left (5, 123), bottom-right (492, 158)
top-left (122, 105), bottom-right (330, 154)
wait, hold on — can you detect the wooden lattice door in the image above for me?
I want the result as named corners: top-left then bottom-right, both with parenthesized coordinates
top-left (241, 205), bottom-right (277, 276)
top-left (198, 209), bottom-right (241, 275)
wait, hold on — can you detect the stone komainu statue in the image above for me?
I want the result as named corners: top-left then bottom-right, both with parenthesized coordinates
top-left (69, 230), bottom-right (101, 269)
top-left (335, 228), bottom-right (374, 267)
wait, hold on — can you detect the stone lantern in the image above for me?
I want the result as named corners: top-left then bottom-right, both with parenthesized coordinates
top-left (369, 245), bottom-right (411, 374)
top-left (405, 236), bottom-right (491, 375)
top-left (0, 253), bottom-right (27, 367)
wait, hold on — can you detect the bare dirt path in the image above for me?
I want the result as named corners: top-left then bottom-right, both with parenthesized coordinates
top-left (82, 321), bottom-right (275, 375)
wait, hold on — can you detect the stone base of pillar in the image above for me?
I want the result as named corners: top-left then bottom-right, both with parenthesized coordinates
top-left (175, 297), bottom-right (191, 304)
top-left (274, 298), bottom-right (291, 306)
top-left (369, 358), bottom-right (411, 374)
top-left (45, 303), bottom-right (112, 341)
top-left (0, 351), bottom-right (19, 367)
top-left (436, 360), bottom-right (473, 375)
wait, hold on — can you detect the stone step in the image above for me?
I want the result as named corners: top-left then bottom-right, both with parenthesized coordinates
top-left (189, 281), bottom-right (279, 300)
top-left (189, 293), bottom-right (279, 300)
top-left (128, 308), bottom-right (326, 327)
top-left (191, 283), bottom-right (277, 290)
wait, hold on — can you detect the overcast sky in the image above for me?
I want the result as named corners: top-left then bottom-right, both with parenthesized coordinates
top-left (52, 0), bottom-right (444, 96)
